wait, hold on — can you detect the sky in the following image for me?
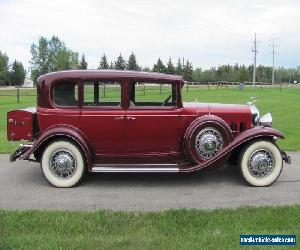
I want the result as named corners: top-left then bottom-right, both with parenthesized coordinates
top-left (0, 0), bottom-right (299, 70)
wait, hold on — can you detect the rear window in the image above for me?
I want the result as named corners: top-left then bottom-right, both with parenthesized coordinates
top-left (53, 81), bottom-right (78, 107)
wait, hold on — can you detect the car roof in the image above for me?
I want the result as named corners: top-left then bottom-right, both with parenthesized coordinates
top-left (37, 70), bottom-right (184, 85)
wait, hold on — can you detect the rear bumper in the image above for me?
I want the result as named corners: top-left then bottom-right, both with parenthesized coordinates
top-left (281, 150), bottom-right (291, 164)
top-left (10, 144), bottom-right (33, 162)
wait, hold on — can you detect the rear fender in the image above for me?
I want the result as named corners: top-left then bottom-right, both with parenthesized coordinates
top-left (180, 126), bottom-right (284, 172)
top-left (19, 125), bottom-right (94, 169)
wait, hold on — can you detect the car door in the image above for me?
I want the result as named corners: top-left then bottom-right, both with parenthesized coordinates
top-left (126, 109), bottom-right (181, 154)
top-left (80, 80), bottom-right (125, 156)
top-left (125, 81), bottom-right (181, 155)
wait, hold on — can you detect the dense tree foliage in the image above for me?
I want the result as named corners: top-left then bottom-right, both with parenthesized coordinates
top-left (114, 54), bottom-right (126, 70)
top-left (182, 60), bottom-right (193, 81)
top-left (79, 54), bottom-right (88, 69)
top-left (98, 54), bottom-right (109, 69)
top-left (0, 52), bottom-right (25, 86)
top-left (153, 58), bottom-right (166, 73)
top-left (127, 52), bottom-right (140, 70)
top-left (192, 64), bottom-right (300, 83)
top-left (0, 50), bottom-right (9, 85)
top-left (166, 58), bottom-right (175, 74)
top-left (8, 60), bottom-right (25, 86)
top-left (30, 36), bottom-right (79, 83)
top-left (176, 58), bottom-right (183, 75)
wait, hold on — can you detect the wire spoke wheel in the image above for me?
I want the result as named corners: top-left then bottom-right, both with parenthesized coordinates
top-left (239, 140), bottom-right (283, 187)
top-left (248, 149), bottom-right (275, 178)
top-left (41, 140), bottom-right (85, 187)
top-left (50, 149), bottom-right (77, 179)
top-left (195, 127), bottom-right (223, 160)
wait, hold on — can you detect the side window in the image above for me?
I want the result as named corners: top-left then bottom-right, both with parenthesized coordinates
top-left (53, 81), bottom-right (78, 107)
top-left (129, 82), bottom-right (177, 109)
top-left (83, 81), bottom-right (121, 107)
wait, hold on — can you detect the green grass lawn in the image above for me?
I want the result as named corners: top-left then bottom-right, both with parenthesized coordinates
top-left (1, 86), bottom-right (300, 153)
top-left (1, 87), bottom-right (299, 249)
top-left (0, 205), bottom-right (299, 250)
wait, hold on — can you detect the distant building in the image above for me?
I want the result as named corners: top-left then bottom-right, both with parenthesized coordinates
top-left (23, 77), bottom-right (34, 87)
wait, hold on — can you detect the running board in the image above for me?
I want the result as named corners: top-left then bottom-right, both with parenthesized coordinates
top-left (92, 164), bottom-right (179, 173)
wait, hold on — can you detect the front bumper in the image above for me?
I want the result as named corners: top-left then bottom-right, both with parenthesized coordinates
top-left (281, 150), bottom-right (291, 164)
top-left (10, 144), bottom-right (32, 162)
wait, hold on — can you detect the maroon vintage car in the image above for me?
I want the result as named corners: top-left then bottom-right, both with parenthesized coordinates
top-left (7, 70), bottom-right (290, 187)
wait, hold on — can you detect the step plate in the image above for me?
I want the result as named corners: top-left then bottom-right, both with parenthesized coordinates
top-left (92, 164), bottom-right (179, 173)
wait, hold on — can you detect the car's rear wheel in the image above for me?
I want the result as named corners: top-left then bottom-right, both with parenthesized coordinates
top-left (41, 140), bottom-right (85, 187)
top-left (239, 140), bottom-right (283, 186)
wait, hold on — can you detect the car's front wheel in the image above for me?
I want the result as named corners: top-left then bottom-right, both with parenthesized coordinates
top-left (41, 140), bottom-right (85, 187)
top-left (239, 140), bottom-right (283, 186)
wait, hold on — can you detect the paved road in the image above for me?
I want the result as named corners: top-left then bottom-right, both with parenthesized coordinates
top-left (0, 153), bottom-right (299, 211)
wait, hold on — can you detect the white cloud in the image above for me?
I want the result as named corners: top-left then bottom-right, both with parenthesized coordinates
top-left (0, 0), bottom-right (299, 70)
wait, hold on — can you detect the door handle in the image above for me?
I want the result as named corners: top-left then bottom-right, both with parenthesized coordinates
top-left (115, 116), bottom-right (124, 120)
top-left (127, 116), bottom-right (136, 120)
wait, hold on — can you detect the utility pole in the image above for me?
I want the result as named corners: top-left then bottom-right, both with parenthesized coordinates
top-left (252, 33), bottom-right (258, 88)
top-left (270, 38), bottom-right (279, 85)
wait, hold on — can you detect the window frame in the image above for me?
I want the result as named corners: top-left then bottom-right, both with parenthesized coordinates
top-left (81, 78), bottom-right (124, 110)
top-left (127, 80), bottom-right (180, 110)
top-left (50, 78), bottom-right (80, 109)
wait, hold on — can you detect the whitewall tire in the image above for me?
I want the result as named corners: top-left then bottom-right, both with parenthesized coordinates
top-left (239, 140), bottom-right (283, 187)
top-left (41, 140), bottom-right (85, 187)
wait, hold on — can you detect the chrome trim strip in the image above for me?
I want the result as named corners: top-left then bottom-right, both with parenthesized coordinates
top-left (20, 144), bottom-right (33, 148)
top-left (92, 164), bottom-right (179, 172)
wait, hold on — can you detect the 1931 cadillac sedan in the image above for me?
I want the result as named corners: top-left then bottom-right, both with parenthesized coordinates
top-left (8, 70), bottom-right (291, 187)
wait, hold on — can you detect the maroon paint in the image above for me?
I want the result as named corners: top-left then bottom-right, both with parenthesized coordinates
top-left (7, 109), bottom-right (37, 141)
top-left (183, 115), bottom-right (233, 163)
top-left (180, 126), bottom-right (284, 172)
top-left (7, 70), bottom-right (286, 172)
top-left (20, 125), bottom-right (94, 169)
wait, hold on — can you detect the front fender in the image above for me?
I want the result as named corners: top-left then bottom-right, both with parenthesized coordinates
top-left (180, 126), bottom-right (284, 172)
top-left (19, 125), bottom-right (94, 169)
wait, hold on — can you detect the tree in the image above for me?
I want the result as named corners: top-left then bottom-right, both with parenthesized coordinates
top-left (153, 58), bottom-right (165, 73)
top-left (79, 54), bottom-right (88, 69)
top-left (114, 53), bottom-right (126, 70)
top-left (176, 58), bottom-right (183, 75)
top-left (69, 51), bottom-right (80, 70)
top-left (8, 60), bottom-right (25, 86)
top-left (30, 36), bottom-right (79, 83)
top-left (0, 50), bottom-right (9, 85)
top-left (239, 65), bottom-right (249, 82)
top-left (30, 37), bottom-right (49, 83)
top-left (166, 58), bottom-right (175, 74)
top-left (182, 60), bottom-right (193, 81)
top-left (127, 52), bottom-right (140, 70)
top-left (192, 68), bottom-right (203, 82)
top-left (98, 54), bottom-right (109, 69)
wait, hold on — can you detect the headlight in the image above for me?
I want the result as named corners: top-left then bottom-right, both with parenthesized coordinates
top-left (259, 113), bottom-right (272, 127)
top-left (248, 104), bottom-right (260, 126)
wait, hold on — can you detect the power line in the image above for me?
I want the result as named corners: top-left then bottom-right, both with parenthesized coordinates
top-left (269, 38), bottom-right (279, 85)
top-left (252, 33), bottom-right (258, 88)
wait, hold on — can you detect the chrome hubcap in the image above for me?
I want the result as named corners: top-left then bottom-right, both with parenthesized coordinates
top-left (195, 127), bottom-right (223, 160)
top-left (50, 150), bottom-right (77, 179)
top-left (248, 149), bottom-right (275, 178)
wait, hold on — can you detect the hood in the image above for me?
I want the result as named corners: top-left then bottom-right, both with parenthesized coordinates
top-left (183, 102), bottom-right (251, 116)
top-left (208, 103), bottom-right (250, 114)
